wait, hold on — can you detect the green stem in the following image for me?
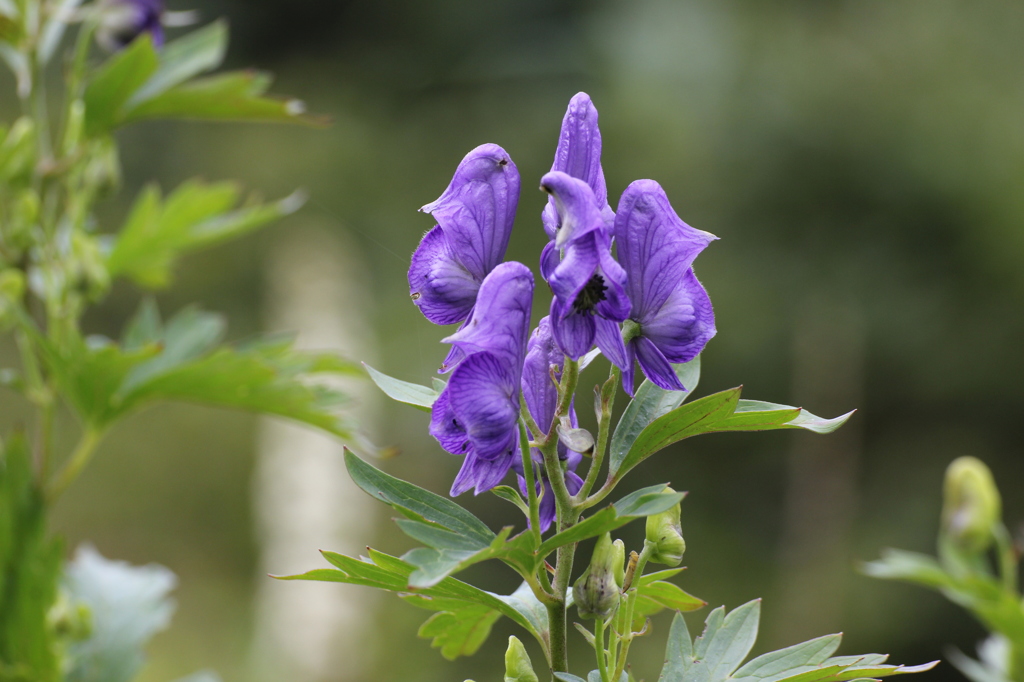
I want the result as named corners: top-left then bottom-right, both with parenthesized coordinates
top-left (546, 512), bottom-right (575, 676)
top-left (46, 427), bottom-right (104, 501)
top-left (993, 523), bottom-right (1019, 594)
top-left (519, 420), bottom-right (543, 545)
top-left (578, 366), bottom-right (618, 502)
top-left (612, 541), bottom-right (656, 682)
top-left (595, 617), bottom-right (611, 682)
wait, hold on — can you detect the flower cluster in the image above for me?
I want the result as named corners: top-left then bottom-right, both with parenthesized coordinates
top-left (409, 93), bottom-right (716, 514)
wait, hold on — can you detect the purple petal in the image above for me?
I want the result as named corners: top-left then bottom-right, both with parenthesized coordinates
top-left (451, 450), bottom-right (515, 496)
top-left (429, 388), bottom-right (469, 454)
top-left (548, 231), bottom-right (629, 324)
top-left (640, 268), bottom-right (716, 364)
top-left (634, 337), bottom-right (686, 392)
top-left (421, 144), bottom-right (520, 280)
top-left (540, 172), bottom-right (606, 248)
top-left (593, 317), bottom-right (627, 370)
top-left (409, 226), bottom-right (480, 325)
top-left (566, 471), bottom-right (584, 496)
top-left (540, 240), bottom-right (560, 282)
top-left (447, 351), bottom-right (519, 461)
top-left (543, 93), bottom-right (611, 238)
top-left (614, 180), bottom-right (716, 321)
top-left (443, 262), bottom-right (534, 369)
top-left (549, 297), bottom-right (596, 359)
top-left (621, 341), bottom-right (637, 397)
top-left (538, 479), bottom-right (556, 532)
top-left (522, 317), bottom-right (562, 436)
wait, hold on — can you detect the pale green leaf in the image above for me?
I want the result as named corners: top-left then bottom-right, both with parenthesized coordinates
top-left (363, 362), bottom-right (439, 411)
top-left (84, 35), bottom-right (159, 135)
top-left (127, 20), bottom-right (228, 107)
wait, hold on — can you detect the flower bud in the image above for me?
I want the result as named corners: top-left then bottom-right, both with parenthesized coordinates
top-left (504, 635), bottom-right (539, 682)
top-left (573, 532), bottom-right (622, 619)
top-left (646, 492), bottom-right (685, 566)
top-left (943, 456), bottom-right (1001, 553)
top-left (647, 491), bottom-right (688, 565)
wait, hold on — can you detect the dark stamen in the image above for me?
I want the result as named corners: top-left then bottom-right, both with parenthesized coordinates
top-left (573, 274), bottom-right (608, 314)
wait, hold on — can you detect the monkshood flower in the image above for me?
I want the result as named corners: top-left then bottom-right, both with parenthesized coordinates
top-left (429, 262), bottom-right (533, 496)
top-left (542, 172), bottom-right (630, 366)
top-left (540, 93), bottom-right (613, 280)
top-left (515, 317), bottom-right (584, 531)
top-left (409, 144), bottom-right (520, 328)
top-left (614, 180), bottom-right (716, 394)
top-left (96, 0), bottom-right (165, 49)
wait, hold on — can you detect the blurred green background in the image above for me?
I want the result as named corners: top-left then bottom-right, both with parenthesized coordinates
top-left (17, 0), bottom-right (1024, 680)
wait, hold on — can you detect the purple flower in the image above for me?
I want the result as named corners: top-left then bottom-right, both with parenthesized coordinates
top-left (516, 317), bottom-right (584, 531)
top-left (542, 172), bottom-right (630, 366)
top-left (540, 93), bottom-right (614, 280)
top-left (614, 180), bottom-right (717, 394)
top-left (429, 262), bottom-right (534, 496)
top-left (97, 0), bottom-right (165, 50)
top-left (409, 144), bottom-right (520, 328)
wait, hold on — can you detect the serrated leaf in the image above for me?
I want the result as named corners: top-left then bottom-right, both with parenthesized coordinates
top-left (107, 180), bottom-right (303, 288)
top-left (126, 20), bottom-right (228, 107)
top-left (42, 306), bottom-right (361, 438)
top-left (278, 550), bottom-right (546, 659)
top-left (84, 35), bottom-right (159, 135)
top-left (733, 635), bottom-right (841, 678)
top-left (659, 600), bottom-right (938, 682)
top-left (612, 388), bottom-right (741, 480)
top-left (659, 612), bottom-right (694, 682)
top-left (709, 400), bottom-right (853, 435)
top-left (120, 70), bottom-right (324, 126)
top-left (344, 450), bottom-right (494, 545)
top-left (417, 605), bottom-right (500, 660)
top-left (363, 362), bottom-right (438, 411)
top-left (611, 356), bottom-right (701, 467)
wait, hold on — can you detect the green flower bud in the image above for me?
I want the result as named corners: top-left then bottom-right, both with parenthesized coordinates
top-left (943, 456), bottom-right (1001, 553)
top-left (504, 635), bottom-right (539, 682)
top-left (573, 532), bottom-right (622, 620)
top-left (646, 490), bottom-right (685, 566)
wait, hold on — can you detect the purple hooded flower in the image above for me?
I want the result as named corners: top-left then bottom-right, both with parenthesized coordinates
top-left (429, 262), bottom-right (534, 496)
top-left (97, 0), bottom-right (165, 50)
top-left (540, 93), bottom-right (614, 280)
top-left (515, 317), bottom-right (584, 532)
top-left (409, 144), bottom-right (520, 329)
top-left (542, 172), bottom-right (630, 366)
top-left (614, 180), bottom-right (717, 394)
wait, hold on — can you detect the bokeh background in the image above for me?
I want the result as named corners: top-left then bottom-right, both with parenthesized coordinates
top-left (20, 0), bottom-right (1024, 680)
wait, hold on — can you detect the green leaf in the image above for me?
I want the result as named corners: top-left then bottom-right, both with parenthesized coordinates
top-left (396, 519), bottom-right (490, 552)
top-left (612, 387), bottom-right (742, 480)
top-left (658, 601), bottom-right (939, 682)
top-left (535, 485), bottom-right (685, 558)
top-left (278, 550), bottom-right (546, 659)
top-left (64, 546), bottom-right (177, 682)
top-left (636, 580), bottom-right (706, 614)
top-left (860, 549), bottom-right (954, 590)
top-left (344, 450), bottom-right (494, 545)
top-left (126, 20), bottom-right (228, 107)
top-left (709, 400), bottom-right (853, 435)
top-left (0, 435), bottom-right (63, 681)
top-left (417, 605), bottom-right (501, 661)
top-left (733, 635), bottom-right (841, 679)
top-left (120, 70), bottom-right (324, 126)
top-left (403, 527), bottom-right (540, 589)
top-left (363, 362), bottom-right (439, 411)
top-left (84, 35), bottom-right (160, 135)
top-left (107, 180), bottom-right (304, 288)
top-left (42, 305), bottom-right (361, 439)
top-left (610, 356), bottom-right (701, 469)
top-left (491, 485), bottom-right (530, 515)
